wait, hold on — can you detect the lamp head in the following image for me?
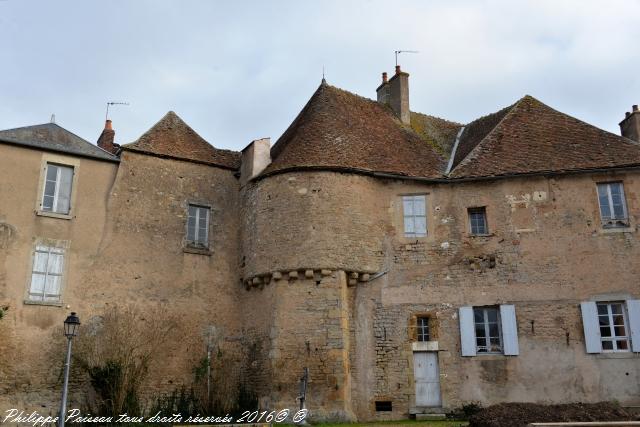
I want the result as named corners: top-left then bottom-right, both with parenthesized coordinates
top-left (63, 312), bottom-right (80, 338)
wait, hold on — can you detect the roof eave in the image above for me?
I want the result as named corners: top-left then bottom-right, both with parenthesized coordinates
top-left (0, 137), bottom-right (120, 163)
top-left (121, 146), bottom-right (239, 171)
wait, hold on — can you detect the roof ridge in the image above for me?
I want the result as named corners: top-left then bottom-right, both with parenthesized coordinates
top-left (448, 96), bottom-right (526, 175)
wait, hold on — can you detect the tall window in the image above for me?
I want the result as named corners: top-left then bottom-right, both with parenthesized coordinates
top-left (598, 302), bottom-right (630, 352)
top-left (187, 204), bottom-right (210, 248)
top-left (474, 307), bottom-right (502, 353)
top-left (468, 207), bottom-right (488, 235)
top-left (28, 244), bottom-right (65, 302)
top-left (417, 316), bottom-right (430, 342)
top-left (42, 163), bottom-right (74, 214)
top-left (402, 195), bottom-right (426, 237)
top-left (597, 182), bottom-right (628, 228)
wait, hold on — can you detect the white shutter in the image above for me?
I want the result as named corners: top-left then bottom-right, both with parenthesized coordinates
top-left (459, 306), bottom-right (476, 356)
top-left (626, 299), bottom-right (640, 353)
top-left (580, 301), bottom-right (602, 354)
top-left (500, 305), bottom-right (519, 356)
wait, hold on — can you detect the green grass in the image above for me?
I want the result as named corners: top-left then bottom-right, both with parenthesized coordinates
top-left (314, 420), bottom-right (468, 427)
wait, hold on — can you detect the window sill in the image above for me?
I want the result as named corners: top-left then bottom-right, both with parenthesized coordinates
top-left (468, 233), bottom-right (494, 238)
top-left (595, 352), bottom-right (638, 359)
top-left (598, 226), bottom-right (635, 234)
top-left (36, 210), bottom-right (72, 220)
top-left (23, 299), bottom-right (63, 307)
top-left (183, 246), bottom-right (212, 256)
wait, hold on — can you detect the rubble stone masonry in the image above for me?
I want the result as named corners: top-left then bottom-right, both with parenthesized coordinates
top-left (1, 144), bottom-right (639, 421)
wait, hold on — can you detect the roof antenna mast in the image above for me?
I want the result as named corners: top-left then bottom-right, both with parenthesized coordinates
top-left (105, 101), bottom-right (130, 120)
top-left (395, 50), bottom-right (419, 66)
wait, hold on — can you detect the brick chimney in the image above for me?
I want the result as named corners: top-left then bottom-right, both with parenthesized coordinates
top-left (378, 65), bottom-right (410, 124)
top-left (97, 120), bottom-right (119, 154)
top-left (620, 105), bottom-right (640, 142)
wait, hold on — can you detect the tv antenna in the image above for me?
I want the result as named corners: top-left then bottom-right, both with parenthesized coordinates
top-left (105, 101), bottom-right (130, 120)
top-left (395, 50), bottom-right (419, 66)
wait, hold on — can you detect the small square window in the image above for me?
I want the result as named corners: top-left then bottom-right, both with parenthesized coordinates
top-left (186, 204), bottom-right (210, 248)
top-left (41, 163), bottom-right (74, 215)
top-left (468, 207), bottom-right (488, 235)
top-left (402, 195), bottom-right (427, 237)
top-left (417, 316), bottom-right (430, 342)
top-left (375, 401), bottom-right (392, 412)
top-left (597, 182), bottom-right (629, 228)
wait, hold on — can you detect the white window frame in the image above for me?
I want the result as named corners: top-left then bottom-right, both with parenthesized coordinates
top-left (468, 207), bottom-right (488, 235)
top-left (597, 302), bottom-right (631, 352)
top-left (402, 195), bottom-right (427, 238)
top-left (417, 316), bottom-right (430, 342)
top-left (474, 306), bottom-right (503, 354)
top-left (28, 244), bottom-right (65, 303)
top-left (596, 182), bottom-right (629, 228)
top-left (41, 163), bottom-right (74, 215)
top-left (186, 204), bottom-right (210, 248)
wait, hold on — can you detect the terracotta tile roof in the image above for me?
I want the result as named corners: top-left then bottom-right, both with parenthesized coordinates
top-left (449, 95), bottom-right (640, 178)
top-left (449, 104), bottom-right (513, 170)
top-left (0, 123), bottom-right (119, 162)
top-left (123, 111), bottom-right (240, 170)
top-left (264, 82), bottom-right (448, 178)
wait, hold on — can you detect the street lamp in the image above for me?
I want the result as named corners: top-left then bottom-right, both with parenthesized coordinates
top-left (59, 312), bottom-right (80, 427)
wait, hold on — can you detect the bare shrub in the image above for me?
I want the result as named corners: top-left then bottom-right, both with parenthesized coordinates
top-left (73, 304), bottom-right (178, 416)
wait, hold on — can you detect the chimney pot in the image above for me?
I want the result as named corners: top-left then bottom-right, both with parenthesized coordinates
top-left (395, 65), bottom-right (401, 75)
top-left (105, 119), bottom-right (113, 130)
top-left (382, 72), bottom-right (388, 83)
top-left (633, 105), bottom-right (639, 112)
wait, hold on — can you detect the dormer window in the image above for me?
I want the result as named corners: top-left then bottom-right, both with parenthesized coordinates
top-left (597, 182), bottom-right (629, 228)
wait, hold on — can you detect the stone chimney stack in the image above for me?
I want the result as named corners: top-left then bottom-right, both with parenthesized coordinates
top-left (376, 72), bottom-right (389, 104)
top-left (620, 105), bottom-right (640, 142)
top-left (97, 119), bottom-right (119, 154)
top-left (378, 65), bottom-right (410, 124)
top-left (240, 137), bottom-right (271, 186)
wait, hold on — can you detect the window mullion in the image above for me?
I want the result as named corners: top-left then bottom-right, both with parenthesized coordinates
top-left (483, 309), bottom-right (490, 351)
top-left (53, 167), bottom-right (61, 212)
top-left (608, 305), bottom-right (618, 351)
top-left (607, 185), bottom-right (615, 220)
top-left (194, 208), bottom-right (200, 242)
top-left (42, 248), bottom-right (51, 300)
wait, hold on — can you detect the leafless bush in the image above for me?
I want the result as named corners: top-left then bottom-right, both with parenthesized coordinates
top-left (73, 304), bottom-right (178, 416)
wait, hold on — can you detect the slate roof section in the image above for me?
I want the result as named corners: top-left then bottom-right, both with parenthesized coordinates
top-left (449, 96), bottom-right (640, 178)
top-left (264, 82), bottom-right (449, 178)
top-left (0, 123), bottom-right (119, 162)
top-left (123, 111), bottom-right (241, 170)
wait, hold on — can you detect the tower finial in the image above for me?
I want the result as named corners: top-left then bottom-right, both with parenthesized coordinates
top-left (321, 65), bottom-right (326, 85)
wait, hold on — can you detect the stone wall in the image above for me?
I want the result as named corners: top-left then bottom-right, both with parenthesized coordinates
top-left (241, 169), bottom-right (640, 421)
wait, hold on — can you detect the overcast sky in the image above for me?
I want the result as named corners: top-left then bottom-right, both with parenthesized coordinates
top-left (1, 0), bottom-right (639, 151)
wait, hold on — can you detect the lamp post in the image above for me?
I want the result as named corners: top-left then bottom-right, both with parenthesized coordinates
top-left (59, 312), bottom-right (80, 427)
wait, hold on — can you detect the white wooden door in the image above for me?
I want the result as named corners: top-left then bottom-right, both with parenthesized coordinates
top-left (413, 352), bottom-right (441, 407)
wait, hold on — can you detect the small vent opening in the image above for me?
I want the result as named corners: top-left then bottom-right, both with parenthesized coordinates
top-left (375, 401), bottom-right (392, 412)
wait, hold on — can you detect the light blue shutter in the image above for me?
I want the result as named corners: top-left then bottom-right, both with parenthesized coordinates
top-left (500, 305), bottom-right (519, 356)
top-left (626, 299), bottom-right (640, 353)
top-left (580, 302), bottom-right (602, 354)
top-left (459, 306), bottom-right (476, 356)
